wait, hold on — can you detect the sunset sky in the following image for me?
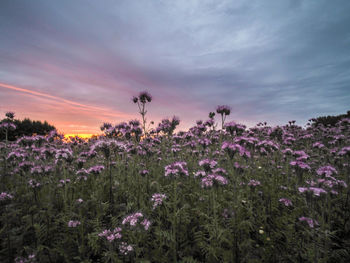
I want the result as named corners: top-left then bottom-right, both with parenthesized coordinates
top-left (1, 0), bottom-right (350, 135)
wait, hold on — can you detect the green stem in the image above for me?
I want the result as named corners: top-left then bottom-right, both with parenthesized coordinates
top-left (172, 179), bottom-right (177, 262)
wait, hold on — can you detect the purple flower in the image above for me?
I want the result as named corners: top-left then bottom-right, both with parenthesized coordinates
top-left (216, 105), bottom-right (231, 115)
top-left (87, 165), bottom-right (105, 175)
top-left (98, 227), bottom-right (122, 242)
top-left (290, 160), bottom-right (310, 170)
top-left (141, 219), bottom-right (151, 230)
top-left (309, 187), bottom-right (327, 196)
top-left (119, 242), bottom-right (134, 255)
top-left (317, 165), bottom-right (337, 177)
top-left (28, 179), bottom-right (41, 188)
top-left (165, 161), bottom-right (188, 177)
top-left (248, 179), bottom-right (261, 187)
top-left (138, 91), bottom-right (152, 103)
top-left (338, 146), bottom-right (350, 156)
top-left (279, 198), bottom-right (293, 206)
top-left (198, 159), bottom-right (217, 171)
top-left (151, 193), bottom-right (167, 209)
top-left (68, 220), bottom-right (81, 227)
top-left (299, 217), bottom-right (319, 228)
top-left (201, 174), bottom-right (228, 188)
top-left (222, 142), bottom-right (251, 158)
top-left (298, 187), bottom-right (327, 196)
top-left (224, 121), bottom-right (246, 135)
top-left (0, 192), bottom-right (14, 201)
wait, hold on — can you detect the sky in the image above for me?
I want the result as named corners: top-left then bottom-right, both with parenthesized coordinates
top-left (0, 0), bottom-right (350, 135)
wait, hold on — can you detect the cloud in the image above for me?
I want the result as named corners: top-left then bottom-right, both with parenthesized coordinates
top-left (0, 0), bottom-right (349, 132)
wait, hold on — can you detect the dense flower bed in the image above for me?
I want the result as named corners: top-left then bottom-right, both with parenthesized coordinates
top-left (1, 115), bottom-right (350, 262)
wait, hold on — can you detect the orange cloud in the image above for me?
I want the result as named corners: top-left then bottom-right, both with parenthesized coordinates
top-left (0, 82), bottom-right (136, 134)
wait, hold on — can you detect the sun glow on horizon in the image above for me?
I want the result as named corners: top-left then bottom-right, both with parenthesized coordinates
top-left (64, 133), bottom-right (97, 139)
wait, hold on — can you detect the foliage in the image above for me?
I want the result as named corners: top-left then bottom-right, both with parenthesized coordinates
top-left (0, 117), bottom-right (56, 141)
top-left (0, 110), bottom-right (350, 262)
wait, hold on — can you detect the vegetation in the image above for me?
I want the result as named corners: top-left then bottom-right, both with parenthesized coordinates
top-left (1, 97), bottom-right (350, 262)
top-left (0, 113), bottom-right (56, 141)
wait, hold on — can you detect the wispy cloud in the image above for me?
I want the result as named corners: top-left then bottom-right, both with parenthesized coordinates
top-left (0, 0), bottom-right (349, 132)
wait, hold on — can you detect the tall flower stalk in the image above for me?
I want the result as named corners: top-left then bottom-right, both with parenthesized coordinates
top-left (216, 105), bottom-right (231, 129)
top-left (133, 91), bottom-right (152, 136)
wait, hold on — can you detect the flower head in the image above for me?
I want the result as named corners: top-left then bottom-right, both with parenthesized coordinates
top-left (216, 105), bottom-right (231, 115)
top-left (138, 91), bottom-right (152, 103)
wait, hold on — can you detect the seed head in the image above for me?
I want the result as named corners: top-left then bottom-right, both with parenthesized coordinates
top-left (139, 91), bottom-right (152, 103)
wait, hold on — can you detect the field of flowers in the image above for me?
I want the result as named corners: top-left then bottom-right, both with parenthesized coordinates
top-left (1, 98), bottom-right (350, 262)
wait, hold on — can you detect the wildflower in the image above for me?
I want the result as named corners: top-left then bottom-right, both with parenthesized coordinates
top-left (201, 174), bottom-right (228, 188)
top-left (68, 220), bottom-right (81, 227)
top-left (165, 161), bottom-right (188, 177)
top-left (87, 165), bottom-right (105, 175)
top-left (98, 227), bottom-right (122, 242)
top-left (338, 146), bottom-right (350, 156)
top-left (298, 187), bottom-right (327, 196)
top-left (0, 192), bottom-right (14, 201)
top-left (216, 105), bottom-right (231, 128)
top-left (122, 212), bottom-right (151, 230)
top-left (299, 217), bottom-right (319, 228)
top-left (224, 121), bottom-right (246, 136)
top-left (138, 91), bottom-right (152, 103)
top-left (28, 179), bottom-right (41, 188)
top-left (0, 122), bottom-right (16, 130)
top-left (141, 219), bottom-right (151, 230)
top-left (290, 160), bottom-right (310, 170)
top-left (76, 198), bottom-right (83, 203)
top-left (279, 198), bottom-right (293, 206)
top-left (55, 148), bottom-right (73, 164)
top-left (222, 142), bottom-right (251, 158)
top-left (151, 193), bottom-right (167, 209)
top-left (317, 165), bottom-right (337, 177)
top-left (5, 111), bottom-right (15, 119)
top-left (216, 105), bottom-right (231, 115)
top-left (248, 179), bottom-right (261, 187)
top-left (198, 159), bottom-right (217, 171)
top-left (119, 242), bottom-right (134, 255)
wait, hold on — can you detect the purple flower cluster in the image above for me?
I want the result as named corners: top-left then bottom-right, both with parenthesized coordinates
top-left (165, 161), bottom-right (188, 177)
top-left (316, 165), bottom-right (337, 177)
top-left (201, 174), bottom-right (228, 188)
top-left (279, 198), bottom-right (293, 206)
top-left (299, 217), bottom-right (319, 228)
top-left (151, 193), bottom-right (167, 209)
top-left (224, 121), bottom-right (246, 135)
top-left (313, 142), bottom-right (325, 149)
top-left (58, 179), bottom-right (71, 187)
top-left (156, 116), bottom-right (180, 135)
top-left (298, 187), bottom-right (327, 196)
top-left (119, 242), bottom-right (134, 255)
top-left (0, 122), bottom-right (16, 130)
top-left (222, 141), bottom-right (251, 158)
top-left (55, 148), bottom-right (73, 163)
top-left (338, 146), bottom-right (350, 156)
top-left (28, 179), bottom-right (41, 188)
top-left (290, 160), bottom-right (311, 170)
top-left (0, 192), bottom-right (14, 201)
top-left (216, 105), bottom-right (231, 115)
top-left (14, 254), bottom-right (35, 263)
top-left (68, 220), bottom-right (81, 227)
top-left (122, 212), bottom-right (151, 230)
top-left (248, 179), bottom-right (261, 187)
top-left (98, 227), bottom-right (122, 242)
top-left (87, 165), bottom-right (105, 175)
top-left (198, 159), bottom-right (217, 171)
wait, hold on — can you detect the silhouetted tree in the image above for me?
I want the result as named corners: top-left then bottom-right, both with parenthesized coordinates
top-left (0, 114), bottom-right (56, 141)
top-left (310, 110), bottom-right (350, 127)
